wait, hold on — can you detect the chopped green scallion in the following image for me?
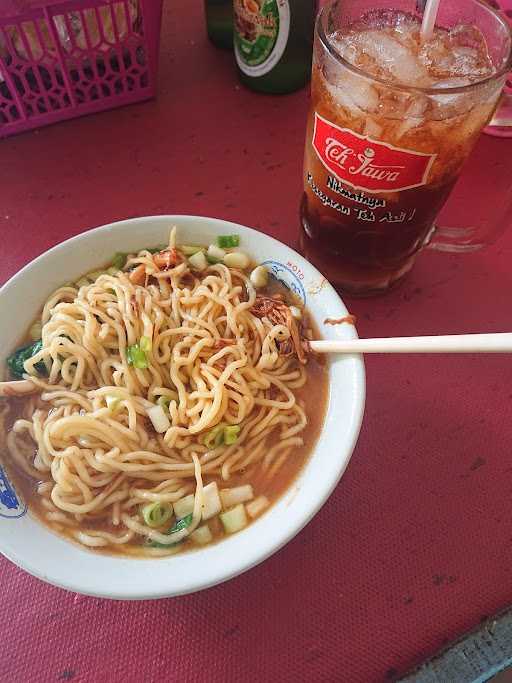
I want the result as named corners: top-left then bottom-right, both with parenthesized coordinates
top-left (220, 504), bottom-right (247, 534)
top-left (157, 396), bottom-right (171, 411)
top-left (217, 235), bottom-right (240, 249)
top-left (206, 254), bottom-right (223, 264)
top-left (188, 250), bottom-right (208, 271)
top-left (203, 423), bottom-right (226, 450)
top-left (139, 335), bottom-right (152, 353)
top-left (142, 502), bottom-right (173, 528)
top-left (181, 245), bottom-right (203, 256)
top-left (148, 513), bottom-right (193, 548)
top-left (191, 525), bottom-right (213, 545)
top-left (223, 425), bottom-right (241, 445)
top-left (202, 423), bottom-right (240, 449)
top-left (170, 513), bottom-right (193, 531)
top-left (207, 244), bottom-right (226, 264)
top-left (111, 252), bottom-right (127, 270)
top-left (126, 343), bottom-right (148, 369)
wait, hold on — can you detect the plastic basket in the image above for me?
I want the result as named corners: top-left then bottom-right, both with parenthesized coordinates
top-left (0, 0), bottom-right (163, 138)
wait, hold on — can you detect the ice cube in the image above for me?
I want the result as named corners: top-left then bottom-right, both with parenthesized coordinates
top-left (450, 46), bottom-right (494, 79)
top-left (348, 78), bottom-right (379, 112)
top-left (364, 118), bottom-right (383, 138)
top-left (350, 30), bottom-right (430, 87)
top-left (394, 118), bottom-right (419, 139)
top-left (406, 94), bottom-right (429, 117)
top-left (326, 65), bottom-right (379, 115)
top-left (420, 23), bottom-right (495, 82)
top-left (392, 18), bottom-right (422, 51)
top-left (330, 34), bottom-right (358, 65)
top-left (389, 95), bottom-right (428, 140)
top-left (325, 81), bottom-right (362, 117)
top-left (431, 78), bottom-right (473, 114)
top-left (325, 80), bottom-right (377, 118)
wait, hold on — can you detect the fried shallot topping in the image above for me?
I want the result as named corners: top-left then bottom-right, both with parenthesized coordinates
top-left (128, 264), bottom-right (146, 285)
top-left (250, 296), bottom-right (307, 364)
top-left (153, 248), bottom-right (182, 271)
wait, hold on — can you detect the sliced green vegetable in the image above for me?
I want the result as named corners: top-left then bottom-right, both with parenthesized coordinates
top-left (148, 513), bottom-right (193, 548)
top-left (157, 396), bottom-right (171, 411)
top-left (87, 270), bottom-right (103, 281)
top-left (106, 266), bottom-right (118, 276)
top-left (167, 513), bottom-right (193, 538)
top-left (173, 494), bottom-right (195, 519)
top-left (139, 335), bottom-right (152, 353)
top-left (203, 423), bottom-right (226, 450)
top-left (191, 525), bottom-right (213, 545)
top-left (206, 254), bottom-right (223, 264)
top-left (180, 245), bottom-right (203, 256)
top-left (202, 423), bottom-right (240, 449)
top-left (126, 343), bottom-right (148, 369)
top-left (207, 244), bottom-right (226, 264)
top-left (111, 252), bottom-right (127, 270)
top-left (188, 250), bottom-right (208, 271)
top-left (220, 504), bottom-right (247, 534)
top-left (147, 404), bottom-right (170, 433)
top-left (224, 252), bottom-right (250, 269)
top-left (7, 339), bottom-right (47, 379)
top-left (201, 481), bottom-right (222, 520)
top-left (224, 425), bottom-right (240, 445)
top-left (142, 502), bottom-right (173, 528)
top-left (217, 234), bottom-right (240, 249)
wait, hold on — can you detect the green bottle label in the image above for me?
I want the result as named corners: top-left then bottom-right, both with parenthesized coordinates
top-left (234, 0), bottom-right (290, 77)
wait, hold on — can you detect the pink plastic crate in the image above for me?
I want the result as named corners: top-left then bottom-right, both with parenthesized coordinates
top-left (0, 0), bottom-right (163, 138)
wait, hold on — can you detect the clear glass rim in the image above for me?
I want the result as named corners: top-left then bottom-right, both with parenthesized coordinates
top-left (317, 0), bottom-right (512, 95)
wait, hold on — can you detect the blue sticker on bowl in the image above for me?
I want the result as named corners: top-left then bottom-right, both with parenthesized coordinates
top-left (261, 260), bottom-right (306, 305)
top-left (0, 465), bottom-right (26, 519)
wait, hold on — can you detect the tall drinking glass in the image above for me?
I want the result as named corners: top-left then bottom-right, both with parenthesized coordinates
top-left (300, 0), bottom-right (512, 296)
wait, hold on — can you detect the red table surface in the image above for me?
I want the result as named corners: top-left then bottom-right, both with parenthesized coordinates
top-left (2, 4), bottom-right (512, 683)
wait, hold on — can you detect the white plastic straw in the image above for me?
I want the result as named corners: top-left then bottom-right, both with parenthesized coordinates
top-left (420, 0), bottom-right (441, 41)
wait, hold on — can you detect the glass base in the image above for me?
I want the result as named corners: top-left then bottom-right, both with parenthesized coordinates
top-left (333, 262), bottom-right (414, 298)
top-left (336, 269), bottom-right (413, 298)
top-left (299, 229), bottom-right (417, 297)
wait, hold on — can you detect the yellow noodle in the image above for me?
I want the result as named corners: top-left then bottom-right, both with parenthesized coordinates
top-left (1, 234), bottom-right (314, 555)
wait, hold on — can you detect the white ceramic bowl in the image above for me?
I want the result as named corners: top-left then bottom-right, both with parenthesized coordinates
top-left (0, 215), bottom-right (365, 599)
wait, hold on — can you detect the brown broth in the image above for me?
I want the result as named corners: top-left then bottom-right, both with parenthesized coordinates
top-left (0, 276), bottom-right (329, 558)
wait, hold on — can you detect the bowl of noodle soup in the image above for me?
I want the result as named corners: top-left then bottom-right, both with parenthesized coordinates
top-left (0, 215), bottom-right (364, 599)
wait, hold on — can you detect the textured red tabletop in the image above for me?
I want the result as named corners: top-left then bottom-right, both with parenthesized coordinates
top-left (2, 3), bottom-right (512, 682)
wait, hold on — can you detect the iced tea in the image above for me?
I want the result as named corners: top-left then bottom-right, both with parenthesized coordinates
top-left (301, 3), bottom-right (510, 295)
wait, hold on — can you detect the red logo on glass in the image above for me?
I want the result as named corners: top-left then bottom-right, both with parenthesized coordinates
top-left (312, 112), bottom-right (436, 193)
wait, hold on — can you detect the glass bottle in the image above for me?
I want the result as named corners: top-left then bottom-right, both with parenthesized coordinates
top-left (205, 0), bottom-right (233, 50)
top-left (233, 0), bottom-right (317, 94)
